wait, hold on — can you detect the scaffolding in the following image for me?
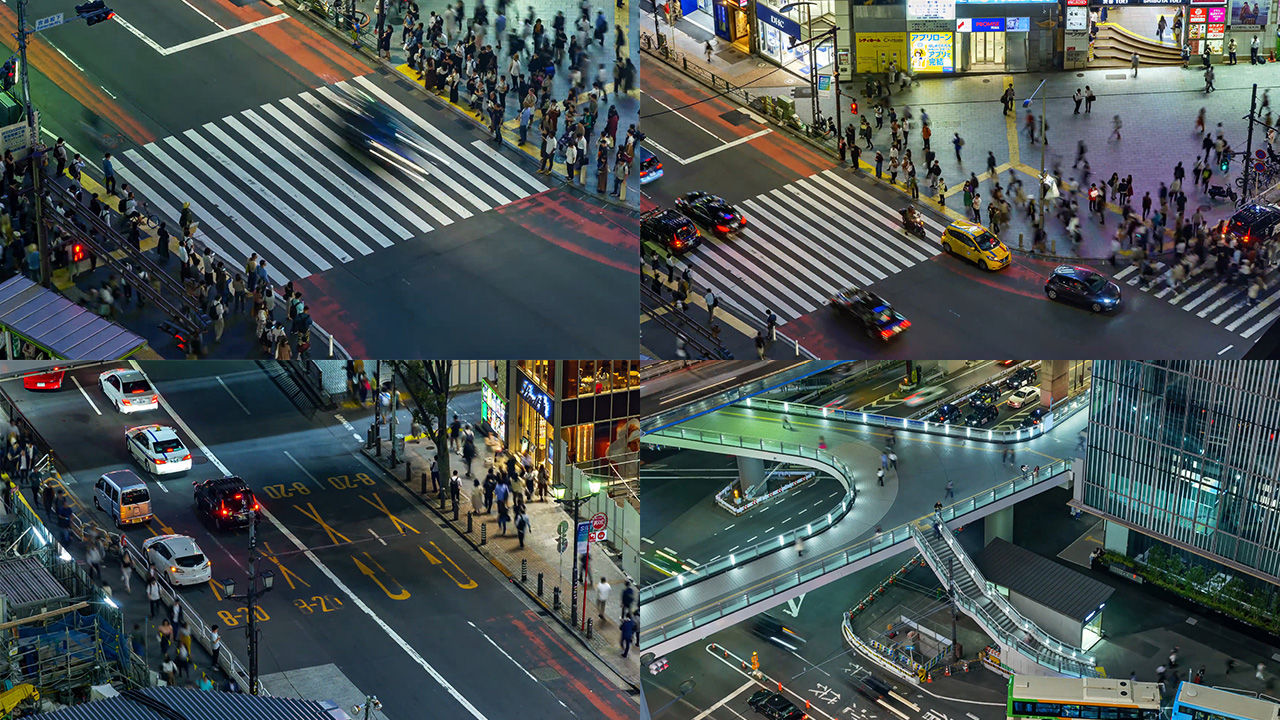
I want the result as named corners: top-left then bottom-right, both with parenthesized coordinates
top-left (0, 484), bottom-right (149, 706)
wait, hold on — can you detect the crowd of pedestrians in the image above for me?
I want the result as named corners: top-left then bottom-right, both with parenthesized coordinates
top-left (394, 0), bottom-right (640, 196)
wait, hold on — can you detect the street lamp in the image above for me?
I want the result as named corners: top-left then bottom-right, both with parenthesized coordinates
top-left (220, 511), bottom-right (274, 695)
top-left (556, 479), bottom-right (602, 629)
top-left (353, 695), bottom-right (382, 720)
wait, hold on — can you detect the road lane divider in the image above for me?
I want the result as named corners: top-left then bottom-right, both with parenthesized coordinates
top-left (139, 360), bottom-right (492, 719)
top-left (70, 375), bottom-right (102, 415)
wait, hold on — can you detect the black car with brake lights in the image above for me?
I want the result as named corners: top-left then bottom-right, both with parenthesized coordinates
top-left (830, 286), bottom-right (910, 341)
top-left (1004, 366), bottom-right (1037, 390)
top-left (1224, 203), bottom-right (1280, 246)
top-left (925, 403), bottom-right (962, 424)
top-left (674, 191), bottom-right (746, 236)
top-left (641, 208), bottom-right (701, 253)
top-left (1020, 407), bottom-right (1048, 428)
top-left (1044, 265), bottom-right (1122, 313)
top-left (637, 146), bottom-right (663, 185)
top-left (965, 404), bottom-right (999, 427)
top-left (194, 476), bottom-right (260, 531)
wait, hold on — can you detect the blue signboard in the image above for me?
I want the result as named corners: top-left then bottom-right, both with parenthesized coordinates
top-left (972, 17), bottom-right (1006, 30)
top-left (518, 376), bottom-right (554, 421)
top-left (576, 521), bottom-right (591, 554)
top-left (1006, 16), bottom-right (1030, 30)
top-left (756, 4), bottom-right (802, 39)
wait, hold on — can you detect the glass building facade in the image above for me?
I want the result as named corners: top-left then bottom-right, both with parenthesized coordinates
top-left (1083, 361), bottom-right (1280, 584)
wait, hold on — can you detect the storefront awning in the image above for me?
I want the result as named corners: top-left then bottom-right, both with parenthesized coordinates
top-left (0, 276), bottom-right (146, 360)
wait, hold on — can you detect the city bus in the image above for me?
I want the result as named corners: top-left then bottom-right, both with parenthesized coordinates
top-left (1008, 675), bottom-right (1162, 720)
top-left (1171, 682), bottom-right (1280, 720)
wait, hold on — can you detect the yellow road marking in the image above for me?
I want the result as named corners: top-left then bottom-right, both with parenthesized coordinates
top-left (293, 502), bottom-right (352, 545)
top-left (359, 492), bottom-right (420, 535)
top-left (261, 540), bottom-right (310, 591)
top-left (420, 541), bottom-right (477, 590)
top-left (351, 551), bottom-right (411, 600)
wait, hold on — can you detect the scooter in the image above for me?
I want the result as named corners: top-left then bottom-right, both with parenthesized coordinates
top-left (899, 207), bottom-right (926, 240)
top-left (1207, 184), bottom-right (1238, 202)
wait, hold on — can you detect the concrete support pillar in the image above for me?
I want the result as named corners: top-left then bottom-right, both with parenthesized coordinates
top-left (737, 456), bottom-right (767, 499)
top-left (1042, 359), bottom-right (1072, 408)
top-left (985, 506), bottom-right (1014, 547)
top-left (1104, 521), bottom-right (1130, 555)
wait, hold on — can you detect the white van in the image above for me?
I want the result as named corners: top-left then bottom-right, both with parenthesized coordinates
top-left (94, 470), bottom-right (152, 528)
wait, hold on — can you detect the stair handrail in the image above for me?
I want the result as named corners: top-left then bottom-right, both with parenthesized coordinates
top-left (909, 520), bottom-right (1099, 677)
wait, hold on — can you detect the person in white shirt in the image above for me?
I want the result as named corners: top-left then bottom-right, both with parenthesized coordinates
top-left (595, 577), bottom-right (611, 622)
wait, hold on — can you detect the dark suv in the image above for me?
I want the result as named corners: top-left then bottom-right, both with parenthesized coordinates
top-left (969, 384), bottom-right (1000, 406)
top-left (194, 476), bottom-right (260, 530)
top-left (641, 209), bottom-right (701, 253)
top-left (925, 403), bottom-right (962, 424)
top-left (965, 404), bottom-right (999, 428)
top-left (1225, 203), bottom-right (1280, 246)
top-left (1005, 366), bottom-right (1037, 390)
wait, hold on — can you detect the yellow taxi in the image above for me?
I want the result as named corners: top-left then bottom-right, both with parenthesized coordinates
top-left (940, 220), bottom-right (1011, 271)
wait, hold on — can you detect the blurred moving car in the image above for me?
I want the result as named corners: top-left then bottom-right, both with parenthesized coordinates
top-left (903, 386), bottom-right (949, 407)
top-left (674, 191), bottom-right (746, 237)
top-left (23, 367), bottom-right (65, 390)
top-left (332, 86), bottom-right (439, 178)
top-left (753, 613), bottom-right (806, 651)
top-left (830, 287), bottom-right (910, 341)
top-left (638, 147), bottom-right (663, 184)
top-left (1044, 266), bottom-right (1122, 313)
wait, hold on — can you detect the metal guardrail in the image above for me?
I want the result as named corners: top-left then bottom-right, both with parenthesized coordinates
top-left (641, 458), bottom-right (1074, 648)
top-left (737, 388), bottom-right (1090, 445)
top-left (714, 471), bottom-right (813, 516)
top-left (641, 362), bottom-right (840, 433)
top-left (640, 424), bottom-right (858, 602)
top-left (910, 518), bottom-right (1098, 678)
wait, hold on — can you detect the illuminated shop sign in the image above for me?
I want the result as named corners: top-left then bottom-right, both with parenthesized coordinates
top-left (518, 377), bottom-right (554, 421)
top-left (481, 379), bottom-right (507, 438)
top-left (909, 31), bottom-right (955, 72)
top-left (907, 0), bottom-right (956, 20)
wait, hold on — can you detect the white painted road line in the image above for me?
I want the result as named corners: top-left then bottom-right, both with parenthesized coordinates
top-left (71, 375), bottom-right (101, 415)
top-left (682, 129), bottom-right (773, 164)
top-left (284, 450), bottom-right (325, 490)
top-left (141, 361), bottom-right (491, 720)
top-left (216, 376), bottom-right (251, 415)
top-left (693, 680), bottom-right (757, 720)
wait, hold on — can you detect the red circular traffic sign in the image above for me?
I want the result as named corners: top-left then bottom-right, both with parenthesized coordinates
top-left (591, 513), bottom-right (608, 530)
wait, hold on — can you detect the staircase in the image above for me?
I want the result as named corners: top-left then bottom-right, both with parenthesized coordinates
top-left (1091, 23), bottom-right (1183, 67)
top-left (259, 361), bottom-right (318, 418)
top-left (911, 519), bottom-right (1100, 678)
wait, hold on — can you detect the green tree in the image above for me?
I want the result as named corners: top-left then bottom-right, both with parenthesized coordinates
top-left (395, 361), bottom-right (452, 489)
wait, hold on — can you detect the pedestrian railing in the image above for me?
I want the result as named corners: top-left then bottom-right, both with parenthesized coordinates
top-left (910, 518), bottom-right (1100, 678)
top-left (639, 424), bottom-right (858, 602)
top-left (641, 458), bottom-right (1073, 650)
top-left (714, 470), bottom-right (814, 516)
top-left (641, 361), bottom-right (840, 433)
top-left (736, 386), bottom-right (1090, 445)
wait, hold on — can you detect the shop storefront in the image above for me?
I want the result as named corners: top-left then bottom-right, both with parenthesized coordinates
top-left (753, 0), bottom-right (836, 75)
top-left (711, 0), bottom-right (753, 50)
top-left (480, 378), bottom-right (507, 439)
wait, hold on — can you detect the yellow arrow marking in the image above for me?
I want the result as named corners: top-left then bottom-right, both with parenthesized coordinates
top-left (260, 541), bottom-right (309, 591)
top-left (419, 543), bottom-right (477, 590)
top-left (352, 552), bottom-right (411, 600)
top-left (358, 493), bottom-right (419, 535)
top-left (294, 503), bottom-right (352, 545)
top-left (208, 579), bottom-right (223, 601)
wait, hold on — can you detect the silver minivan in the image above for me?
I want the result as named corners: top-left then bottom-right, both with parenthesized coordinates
top-left (94, 470), bottom-right (152, 527)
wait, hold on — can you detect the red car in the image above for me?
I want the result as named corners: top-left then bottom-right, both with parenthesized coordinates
top-left (23, 368), bottom-right (65, 391)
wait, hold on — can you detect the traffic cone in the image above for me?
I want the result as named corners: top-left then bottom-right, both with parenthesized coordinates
top-left (927, 672), bottom-right (933, 683)
top-left (945, 664), bottom-right (952, 676)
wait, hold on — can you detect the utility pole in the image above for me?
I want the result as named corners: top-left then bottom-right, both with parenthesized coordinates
top-left (388, 370), bottom-right (398, 465)
top-left (1022, 80), bottom-right (1049, 231)
top-left (371, 361), bottom-right (383, 454)
top-left (15, 0), bottom-right (49, 287)
top-left (220, 511), bottom-right (274, 695)
top-left (1242, 83), bottom-right (1259, 203)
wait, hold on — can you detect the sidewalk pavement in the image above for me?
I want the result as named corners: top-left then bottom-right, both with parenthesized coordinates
top-left (651, 15), bottom-right (1280, 261)
top-left (310, 0), bottom-right (641, 206)
top-left (358, 399), bottom-right (641, 690)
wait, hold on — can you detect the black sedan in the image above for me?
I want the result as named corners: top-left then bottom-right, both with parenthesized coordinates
top-left (925, 403), bottom-right (962, 424)
top-left (674, 191), bottom-right (747, 237)
top-left (969, 383), bottom-right (1000, 406)
top-left (965, 404), bottom-right (998, 427)
top-left (1019, 407), bottom-right (1048, 428)
top-left (641, 208), bottom-right (701, 253)
top-left (1045, 265), bottom-right (1122, 313)
top-left (830, 286), bottom-right (910, 341)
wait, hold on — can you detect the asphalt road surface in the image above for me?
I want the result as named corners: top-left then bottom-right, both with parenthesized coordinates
top-left (640, 59), bottom-right (1262, 359)
top-left (14, 2), bottom-right (636, 357)
top-left (5, 362), bottom-right (635, 720)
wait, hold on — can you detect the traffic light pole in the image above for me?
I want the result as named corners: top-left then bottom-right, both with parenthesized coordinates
top-left (14, 0), bottom-right (50, 288)
top-left (1243, 83), bottom-right (1259, 203)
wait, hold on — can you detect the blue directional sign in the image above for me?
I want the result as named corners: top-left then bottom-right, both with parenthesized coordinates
top-left (34, 13), bottom-right (64, 31)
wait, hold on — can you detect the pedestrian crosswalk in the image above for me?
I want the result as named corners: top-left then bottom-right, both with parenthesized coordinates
top-left (120, 74), bottom-right (548, 283)
top-left (1113, 261), bottom-right (1280, 338)
top-left (679, 170), bottom-right (947, 322)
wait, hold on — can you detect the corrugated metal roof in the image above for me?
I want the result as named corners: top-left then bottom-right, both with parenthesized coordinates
top-left (31, 687), bottom-right (345, 720)
top-left (0, 275), bottom-right (146, 360)
top-left (974, 538), bottom-right (1115, 621)
top-left (0, 556), bottom-right (69, 608)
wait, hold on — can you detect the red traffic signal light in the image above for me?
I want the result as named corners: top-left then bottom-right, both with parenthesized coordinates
top-left (850, 100), bottom-right (859, 114)
top-left (70, 243), bottom-right (86, 263)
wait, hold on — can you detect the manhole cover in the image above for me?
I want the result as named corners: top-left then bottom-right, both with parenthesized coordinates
top-left (533, 667), bottom-right (562, 682)
top-left (982, 78), bottom-right (991, 83)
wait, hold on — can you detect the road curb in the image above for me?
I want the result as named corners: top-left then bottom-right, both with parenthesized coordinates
top-left (355, 446), bottom-right (642, 696)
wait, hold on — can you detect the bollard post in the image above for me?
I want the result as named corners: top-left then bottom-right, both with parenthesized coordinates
top-left (467, 512), bottom-right (473, 533)
top-left (481, 523), bottom-right (487, 545)
top-left (420, 472), bottom-right (427, 495)
top-left (537, 572), bottom-right (544, 596)
top-left (586, 618), bottom-right (594, 640)
top-left (440, 493), bottom-right (447, 511)
top-left (453, 502), bottom-right (459, 522)
top-left (1018, 232), bottom-right (1025, 250)
top-left (553, 586), bottom-right (561, 612)
top-left (571, 584), bottom-right (579, 626)
top-left (521, 559), bottom-right (527, 583)
top-left (405, 461), bottom-right (411, 486)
